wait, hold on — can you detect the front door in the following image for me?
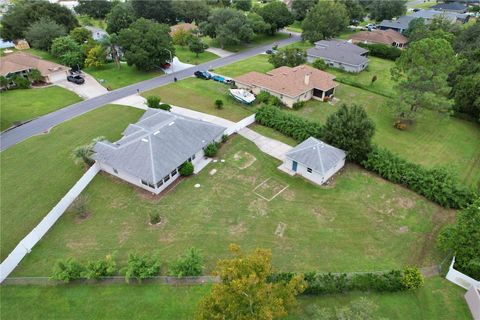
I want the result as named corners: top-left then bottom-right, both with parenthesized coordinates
top-left (292, 161), bottom-right (298, 172)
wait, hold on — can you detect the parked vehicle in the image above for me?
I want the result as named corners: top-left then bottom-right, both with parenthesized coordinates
top-left (194, 70), bottom-right (212, 80)
top-left (229, 89), bottom-right (255, 104)
top-left (266, 49), bottom-right (278, 55)
top-left (212, 75), bottom-right (226, 83)
top-left (67, 74), bottom-right (85, 84)
top-left (161, 63), bottom-right (171, 69)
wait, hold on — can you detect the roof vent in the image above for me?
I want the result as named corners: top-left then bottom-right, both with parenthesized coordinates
top-left (141, 138), bottom-right (148, 143)
top-left (168, 121), bottom-right (175, 126)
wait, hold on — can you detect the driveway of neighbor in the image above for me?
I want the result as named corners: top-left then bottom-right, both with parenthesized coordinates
top-left (238, 127), bottom-right (292, 161)
top-left (55, 73), bottom-right (107, 99)
top-left (206, 47), bottom-right (234, 58)
top-left (162, 57), bottom-right (195, 74)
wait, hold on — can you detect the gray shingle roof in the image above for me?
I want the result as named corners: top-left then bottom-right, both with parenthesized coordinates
top-left (307, 40), bottom-right (369, 66)
top-left (286, 137), bottom-right (346, 175)
top-left (92, 109), bottom-right (226, 184)
top-left (430, 2), bottom-right (468, 12)
top-left (410, 9), bottom-right (469, 22)
top-left (379, 15), bottom-right (415, 31)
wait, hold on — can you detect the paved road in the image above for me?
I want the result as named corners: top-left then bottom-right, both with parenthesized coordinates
top-left (0, 34), bottom-right (301, 151)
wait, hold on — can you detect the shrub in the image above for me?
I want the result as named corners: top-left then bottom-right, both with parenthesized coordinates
top-left (214, 99), bottom-right (224, 110)
top-left (179, 162), bottom-right (194, 176)
top-left (68, 195), bottom-right (89, 219)
top-left (402, 267), bottom-right (424, 290)
top-left (357, 43), bottom-right (402, 61)
top-left (268, 95), bottom-right (284, 107)
top-left (123, 253), bottom-right (160, 283)
top-left (149, 212), bottom-right (162, 224)
top-left (221, 134), bottom-right (228, 143)
top-left (256, 91), bottom-right (284, 107)
top-left (256, 91), bottom-right (271, 104)
top-left (169, 247), bottom-right (204, 277)
top-left (159, 103), bottom-right (172, 112)
top-left (13, 76), bottom-right (31, 89)
top-left (51, 258), bottom-right (84, 283)
top-left (312, 58), bottom-right (327, 70)
top-left (146, 95), bottom-right (161, 109)
top-left (292, 101), bottom-right (305, 110)
top-left (362, 147), bottom-right (477, 209)
top-left (82, 254), bottom-right (117, 280)
top-left (204, 142), bottom-right (219, 157)
top-left (323, 104), bottom-right (375, 163)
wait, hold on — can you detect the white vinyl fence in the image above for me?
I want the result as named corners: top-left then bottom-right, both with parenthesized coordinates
top-left (225, 114), bottom-right (256, 136)
top-left (446, 257), bottom-right (480, 290)
top-left (0, 163), bottom-right (100, 283)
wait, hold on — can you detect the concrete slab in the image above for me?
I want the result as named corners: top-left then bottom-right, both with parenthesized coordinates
top-left (238, 127), bottom-right (292, 161)
top-left (55, 72), bottom-right (108, 99)
top-left (163, 57), bottom-right (195, 74)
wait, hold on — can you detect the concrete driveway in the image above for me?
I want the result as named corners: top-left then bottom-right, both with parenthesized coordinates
top-left (238, 127), bottom-right (292, 161)
top-left (56, 73), bottom-right (108, 99)
top-left (162, 57), bottom-right (194, 74)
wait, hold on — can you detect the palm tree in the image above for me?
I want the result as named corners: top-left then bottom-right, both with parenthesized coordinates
top-left (100, 34), bottom-right (121, 69)
top-left (72, 136), bottom-right (106, 166)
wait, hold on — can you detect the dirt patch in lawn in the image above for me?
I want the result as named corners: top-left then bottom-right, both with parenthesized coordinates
top-left (396, 197), bottom-right (415, 209)
top-left (66, 238), bottom-right (97, 250)
top-left (229, 221), bottom-right (247, 236)
top-left (253, 178), bottom-right (288, 201)
top-left (280, 188), bottom-right (296, 201)
top-left (74, 212), bottom-right (91, 223)
top-left (275, 222), bottom-right (287, 237)
top-left (233, 151), bottom-right (257, 169)
top-left (118, 222), bottom-right (133, 245)
top-left (248, 198), bottom-right (268, 217)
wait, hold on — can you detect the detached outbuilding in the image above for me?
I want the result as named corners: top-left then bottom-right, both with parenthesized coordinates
top-left (282, 137), bottom-right (346, 185)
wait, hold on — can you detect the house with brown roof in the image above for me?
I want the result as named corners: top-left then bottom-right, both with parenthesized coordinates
top-left (169, 23), bottom-right (197, 35)
top-left (0, 52), bottom-right (68, 83)
top-left (349, 29), bottom-right (408, 48)
top-left (234, 65), bottom-right (338, 108)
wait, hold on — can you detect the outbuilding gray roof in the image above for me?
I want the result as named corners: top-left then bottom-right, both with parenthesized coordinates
top-left (286, 137), bottom-right (346, 175)
top-left (92, 109), bottom-right (226, 184)
top-left (307, 40), bottom-right (368, 66)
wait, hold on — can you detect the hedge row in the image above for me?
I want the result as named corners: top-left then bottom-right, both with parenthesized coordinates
top-left (255, 105), bottom-right (323, 142)
top-left (269, 268), bottom-right (423, 294)
top-left (362, 147), bottom-right (477, 209)
top-left (357, 42), bottom-right (402, 61)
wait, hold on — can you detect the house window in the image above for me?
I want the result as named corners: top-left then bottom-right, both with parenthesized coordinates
top-left (171, 169), bottom-right (178, 176)
top-left (188, 157), bottom-right (192, 162)
top-left (147, 182), bottom-right (155, 188)
top-left (156, 180), bottom-right (164, 188)
top-left (163, 175), bottom-right (170, 183)
top-left (141, 180), bottom-right (148, 186)
top-left (113, 168), bottom-right (118, 174)
top-left (307, 168), bottom-right (313, 173)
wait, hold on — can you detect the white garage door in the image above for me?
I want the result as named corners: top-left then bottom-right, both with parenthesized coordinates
top-left (48, 71), bottom-right (66, 83)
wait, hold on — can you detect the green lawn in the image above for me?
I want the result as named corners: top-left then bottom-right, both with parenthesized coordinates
top-left (83, 63), bottom-right (164, 90)
top-left (249, 123), bottom-right (298, 146)
top-left (0, 284), bottom-right (210, 320)
top-left (327, 57), bottom-right (396, 97)
top-left (204, 32), bottom-right (289, 53)
top-left (0, 105), bottom-right (144, 260)
top-left (288, 277), bottom-right (470, 320)
top-left (0, 86), bottom-right (82, 131)
top-left (142, 77), bottom-right (254, 121)
top-left (14, 135), bottom-right (453, 276)
top-left (289, 85), bottom-right (480, 187)
top-left (0, 277), bottom-right (469, 319)
top-left (174, 45), bottom-right (219, 65)
top-left (287, 20), bottom-right (303, 33)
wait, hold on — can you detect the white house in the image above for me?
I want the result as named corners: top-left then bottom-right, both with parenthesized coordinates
top-left (306, 40), bottom-right (369, 73)
top-left (282, 137), bottom-right (346, 185)
top-left (92, 109), bottom-right (226, 194)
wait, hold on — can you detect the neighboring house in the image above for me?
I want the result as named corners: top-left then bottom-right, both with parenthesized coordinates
top-left (169, 23), bottom-right (197, 35)
top-left (234, 64), bottom-right (338, 107)
top-left (349, 29), bottom-right (408, 48)
top-left (92, 109), bottom-right (226, 194)
top-left (378, 15), bottom-right (416, 33)
top-left (281, 137), bottom-right (346, 186)
top-left (430, 2), bottom-right (468, 13)
top-left (0, 39), bottom-right (14, 49)
top-left (85, 26), bottom-right (108, 41)
top-left (0, 52), bottom-right (68, 82)
top-left (410, 9), bottom-right (470, 23)
top-left (306, 40), bottom-right (369, 73)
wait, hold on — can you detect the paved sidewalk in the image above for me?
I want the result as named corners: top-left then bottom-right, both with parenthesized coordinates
top-left (206, 47), bottom-right (234, 58)
top-left (238, 127), bottom-right (292, 161)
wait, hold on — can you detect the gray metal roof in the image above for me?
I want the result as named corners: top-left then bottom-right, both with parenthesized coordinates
top-left (307, 40), bottom-right (369, 66)
top-left (410, 9), bottom-right (469, 22)
top-left (92, 109), bottom-right (226, 184)
top-left (286, 137), bottom-right (346, 175)
top-left (378, 15), bottom-right (415, 31)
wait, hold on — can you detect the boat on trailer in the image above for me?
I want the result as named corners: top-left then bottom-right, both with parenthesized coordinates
top-left (229, 89), bottom-right (255, 104)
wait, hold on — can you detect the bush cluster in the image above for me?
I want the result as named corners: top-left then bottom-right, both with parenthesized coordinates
top-left (168, 247), bottom-right (204, 277)
top-left (268, 267), bottom-right (424, 295)
top-left (362, 147), bottom-right (477, 209)
top-left (179, 162), bottom-right (194, 176)
top-left (256, 91), bottom-right (284, 107)
top-left (292, 101), bottom-right (305, 110)
top-left (255, 105), bottom-right (323, 142)
top-left (123, 253), bottom-right (161, 283)
top-left (204, 142), bottom-right (219, 157)
top-left (357, 43), bottom-right (402, 61)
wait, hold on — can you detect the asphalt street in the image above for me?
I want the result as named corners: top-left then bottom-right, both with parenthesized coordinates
top-left (0, 33), bottom-right (301, 151)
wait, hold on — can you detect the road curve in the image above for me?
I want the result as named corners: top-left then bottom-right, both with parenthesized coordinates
top-left (0, 34), bottom-right (301, 151)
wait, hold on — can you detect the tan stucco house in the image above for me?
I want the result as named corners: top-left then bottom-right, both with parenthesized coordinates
top-left (234, 65), bottom-right (338, 108)
top-left (0, 52), bottom-right (68, 83)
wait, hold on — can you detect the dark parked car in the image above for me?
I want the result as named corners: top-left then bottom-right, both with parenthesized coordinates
top-left (67, 74), bottom-right (85, 84)
top-left (161, 63), bottom-right (171, 69)
top-left (194, 70), bottom-right (212, 80)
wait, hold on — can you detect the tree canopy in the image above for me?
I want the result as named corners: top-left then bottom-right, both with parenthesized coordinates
top-left (75, 0), bottom-right (112, 19)
top-left (233, 0), bottom-right (252, 11)
top-left (368, 0), bottom-right (407, 21)
top-left (391, 37), bottom-right (457, 120)
top-left (196, 244), bottom-right (305, 320)
top-left (256, 2), bottom-right (294, 35)
top-left (106, 3), bottom-right (136, 35)
top-left (268, 48), bottom-right (307, 68)
top-left (131, 0), bottom-right (176, 25)
top-left (118, 18), bottom-right (175, 71)
top-left (302, 1), bottom-right (349, 43)
top-left (323, 104), bottom-right (375, 162)
top-left (172, 0), bottom-right (211, 24)
top-left (189, 36), bottom-right (209, 57)
top-left (0, 1), bottom-right (78, 41)
top-left (337, 0), bottom-right (365, 23)
top-left (291, 0), bottom-right (318, 21)
top-left (69, 27), bottom-right (93, 44)
top-left (25, 18), bottom-right (67, 51)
